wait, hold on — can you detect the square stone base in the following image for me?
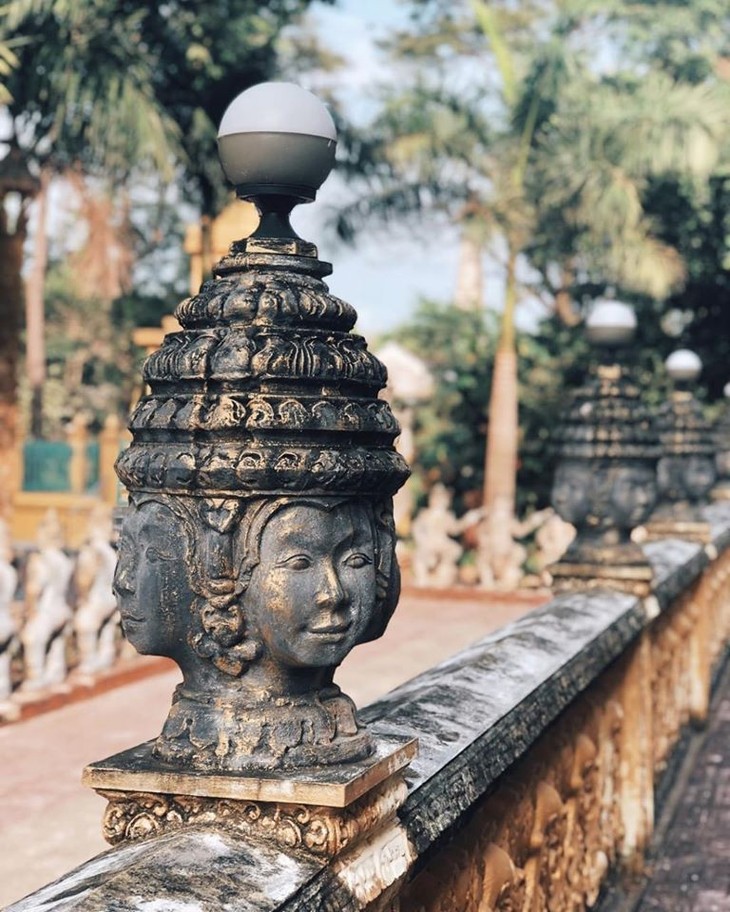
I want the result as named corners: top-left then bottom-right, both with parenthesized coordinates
top-left (642, 518), bottom-right (712, 544)
top-left (549, 560), bottom-right (654, 597)
top-left (83, 733), bottom-right (417, 809)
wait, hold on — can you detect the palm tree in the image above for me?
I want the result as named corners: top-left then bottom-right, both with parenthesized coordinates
top-left (334, 0), bottom-right (730, 573)
top-left (0, 0), bottom-right (180, 510)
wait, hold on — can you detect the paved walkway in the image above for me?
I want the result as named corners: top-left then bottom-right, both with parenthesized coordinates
top-left (634, 663), bottom-right (730, 912)
top-left (0, 588), bottom-right (543, 907)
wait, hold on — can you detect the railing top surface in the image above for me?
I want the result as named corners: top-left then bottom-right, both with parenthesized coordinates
top-left (10, 501), bottom-right (730, 912)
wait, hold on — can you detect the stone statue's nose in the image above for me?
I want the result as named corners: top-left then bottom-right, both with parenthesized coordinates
top-left (315, 562), bottom-right (346, 611)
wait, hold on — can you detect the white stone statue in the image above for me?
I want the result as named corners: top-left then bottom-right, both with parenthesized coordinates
top-left (411, 483), bottom-right (481, 588)
top-left (376, 342), bottom-right (434, 539)
top-left (20, 510), bottom-right (74, 691)
top-left (74, 508), bottom-right (120, 676)
top-left (533, 508), bottom-right (576, 582)
top-left (0, 520), bottom-right (19, 717)
top-left (476, 500), bottom-right (553, 591)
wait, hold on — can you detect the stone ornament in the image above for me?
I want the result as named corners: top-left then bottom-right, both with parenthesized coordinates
top-left (73, 506), bottom-right (120, 677)
top-left (90, 82), bottom-right (412, 794)
top-left (711, 381), bottom-right (730, 501)
top-left (98, 773), bottom-right (407, 857)
top-left (549, 300), bottom-right (659, 595)
top-left (0, 520), bottom-right (18, 716)
top-left (644, 349), bottom-right (716, 542)
top-left (410, 484), bottom-right (479, 588)
top-left (19, 510), bottom-right (74, 692)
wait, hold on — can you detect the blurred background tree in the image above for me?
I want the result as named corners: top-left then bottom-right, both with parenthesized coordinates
top-left (335, 0), bottom-right (730, 530)
top-left (0, 0), bottom-right (332, 492)
top-left (2, 0), bottom-right (729, 531)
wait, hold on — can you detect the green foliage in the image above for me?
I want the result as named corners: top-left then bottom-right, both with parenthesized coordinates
top-left (383, 300), bottom-right (494, 510)
top-left (1, 0), bottom-right (332, 207)
top-left (383, 299), bottom-right (592, 515)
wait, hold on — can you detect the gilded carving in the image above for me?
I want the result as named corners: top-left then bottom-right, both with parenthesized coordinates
top-left (100, 774), bottom-right (407, 858)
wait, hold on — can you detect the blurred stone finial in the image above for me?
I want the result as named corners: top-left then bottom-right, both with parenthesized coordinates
top-left (643, 350), bottom-right (716, 542)
top-left (711, 381), bottom-right (730, 501)
top-left (549, 299), bottom-right (659, 595)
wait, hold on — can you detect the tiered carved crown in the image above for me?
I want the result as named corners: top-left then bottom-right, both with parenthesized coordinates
top-left (555, 362), bottom-right (659, 463)
top-left (117, 238), bottom-right (408, 499)
top-left (655, 390), bottom-right (715, 459)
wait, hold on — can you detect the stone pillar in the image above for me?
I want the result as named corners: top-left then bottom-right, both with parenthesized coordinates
top-left (644, 350), bottom-right (716, 542)
top-left (183, 200), bottom-right (258, 294)
top-left (84, 82), bottom-right (416, 848)
top-left (549, 299), bottom-right (659, 596)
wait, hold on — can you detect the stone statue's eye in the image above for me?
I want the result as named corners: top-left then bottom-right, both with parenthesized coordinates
top-left (344, 552), bottom-right (372, 569)
top-left (146, 547), bottom-right (172, 563)
top-left (278, 554), bottom-right (312, 570)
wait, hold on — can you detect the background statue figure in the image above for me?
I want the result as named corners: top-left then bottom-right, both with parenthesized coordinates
top-left (411, 483), bottom-right (481, 588)
top-left (476, 500), bottom-right (551, 591)
top-left (20, 510), bottom-right (73, 692)
top-left (0, 519), bottom-right (19, 718)
top-left (532, 508), bottom-right (576, 582)
top-left (74, 507), bottom-right (119, 677)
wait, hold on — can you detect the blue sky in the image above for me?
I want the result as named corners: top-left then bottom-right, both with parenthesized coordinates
top-left (293, 0), bottom-right (459, 339)
top-left (288, 0), bottom-right (545, 339)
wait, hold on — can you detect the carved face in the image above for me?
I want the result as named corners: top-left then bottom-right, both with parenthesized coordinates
top-left (551, 462), bottom-right (593, 525)
top-left (243, 501), bottom-right (377, 668)
top-left (609, 464), bottom-right (657, 528)
top-left (684, 455), bottom-right (715, 502)
top-left (113, 500), bottom-right (190, 655)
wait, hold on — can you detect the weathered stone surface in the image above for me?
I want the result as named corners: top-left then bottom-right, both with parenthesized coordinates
top-left (7, 828), bottom-right (324, 911)
top-left (642, 538), bottom-right (706, 609)
top-left (363, 588), bottom-right (641, 854)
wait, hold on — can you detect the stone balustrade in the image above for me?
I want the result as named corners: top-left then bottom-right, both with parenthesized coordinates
top-left (9, 501), bottom-right (730, 912)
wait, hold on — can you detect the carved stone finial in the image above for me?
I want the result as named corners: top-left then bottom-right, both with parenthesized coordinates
top-left (643, 350), bottom-right (716, 542)
top-left (86, 83), bottom-right (413, 805)
top-left (548, 300), bottom-right (659, 595)
top-left (711, 381), bottom-right (730, 501)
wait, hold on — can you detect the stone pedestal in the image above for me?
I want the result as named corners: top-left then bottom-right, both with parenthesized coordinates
top-left (85, 734), bottom-right (417, 853)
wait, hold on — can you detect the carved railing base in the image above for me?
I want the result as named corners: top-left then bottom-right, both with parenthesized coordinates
top-left (642, 514), bottom-right (712, 544)
top-left (549, 538), bottom-right (654, 597)
top-left (83, 733), bottom-right (417, 810)
top-left (711, 481), bottom-right (730, 501)
top-left (549, 557), bottom-right (653, 598)
top-left (96, 768), bottom-right (409, 859)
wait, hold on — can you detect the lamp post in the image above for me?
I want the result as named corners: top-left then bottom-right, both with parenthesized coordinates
top-left (711, 382), bottom-right (730, 501)
top-left (548, 299), bottom-right (660, 596)
top-left (643, 350), bottom-right (716, 542)
top-left (83, 83), bottom-right (416, 851)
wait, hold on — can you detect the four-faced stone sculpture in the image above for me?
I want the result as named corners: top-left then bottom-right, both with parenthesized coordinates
top-left (644, 350), bottom-right (716, 542)
top-left (85, 84), bottom-right (415, 819)
top-left (549, 300), bottom-right (660, 595)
